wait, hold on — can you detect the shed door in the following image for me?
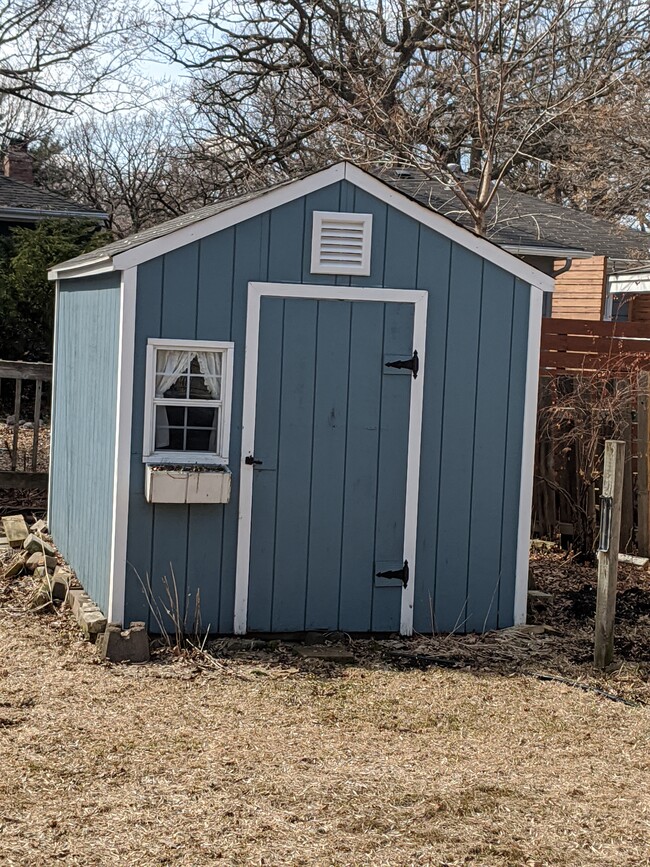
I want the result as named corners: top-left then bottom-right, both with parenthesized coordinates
top-left (236, 285), bottom-right (426, 635)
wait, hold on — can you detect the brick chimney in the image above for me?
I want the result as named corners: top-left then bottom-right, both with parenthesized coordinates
top-left (3, 140), bottom-right (33, 184)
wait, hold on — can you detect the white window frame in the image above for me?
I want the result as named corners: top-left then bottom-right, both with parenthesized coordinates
top-left (142, 338), bottom-right (234, 466)
top-left (310, 211), bottom-right (373, 275)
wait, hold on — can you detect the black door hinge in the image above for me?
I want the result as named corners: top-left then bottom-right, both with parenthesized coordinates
top-left (245, 455), bottom-right (263, 466)
top-left (376, 560), bottom-right (409, 587)
top-left (385, 350), bottom-right (419, 379)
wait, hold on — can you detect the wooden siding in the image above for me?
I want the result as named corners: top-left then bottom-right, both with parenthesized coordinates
top-left (123, 180), bottom-right (530, 634)
top-left (551, 255), bottom-right (607, 320)
top-left (246, 297), bottom-right (413, 633)
top-left (629, 294), bottom-right (650, 323)
top-left (49, 273), bottom-right (121, 615)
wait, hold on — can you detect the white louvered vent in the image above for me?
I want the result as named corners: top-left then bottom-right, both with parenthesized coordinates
top-left (310, 211), bottom-right (373, 275)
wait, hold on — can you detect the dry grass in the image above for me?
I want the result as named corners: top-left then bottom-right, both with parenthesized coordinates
top-left (0, 557), bottom-right (649, 866)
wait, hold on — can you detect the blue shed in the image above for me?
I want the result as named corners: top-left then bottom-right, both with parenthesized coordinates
top-left (48, 163), bottom-right (554, 636)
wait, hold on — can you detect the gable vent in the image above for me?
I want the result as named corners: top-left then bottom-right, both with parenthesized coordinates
top-left (311, 211), bottom-right (373, 275)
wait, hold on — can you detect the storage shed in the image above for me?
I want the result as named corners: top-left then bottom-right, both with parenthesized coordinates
top-left (48, 163), bottom-right (554, 636)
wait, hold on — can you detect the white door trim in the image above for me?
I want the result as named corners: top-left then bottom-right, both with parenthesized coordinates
top-left (513, 285), bottom-right (543, 625)
top-left (233, 281), bottom-right (428, 636)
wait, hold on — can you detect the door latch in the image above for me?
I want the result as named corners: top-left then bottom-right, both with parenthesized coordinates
top-left (245, 455), bottom-right (263, 466)
top-left (385, 350), bottom-right (419, 379)
top-left (376, 560), bottom-right (409, 587)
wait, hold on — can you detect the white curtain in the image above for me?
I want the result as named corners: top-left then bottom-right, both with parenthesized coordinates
top-left (197, 352), bottom-right (221, 450)
top-left (155, 350), bottom-right (192, 449)
top-left (156, 350), bottom-right (192, 397)
top-left (196, 351), bottom-right (222, 398)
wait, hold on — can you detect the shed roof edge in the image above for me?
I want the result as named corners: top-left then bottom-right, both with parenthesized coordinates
top-left (49, 161), bottom-right (554, 292)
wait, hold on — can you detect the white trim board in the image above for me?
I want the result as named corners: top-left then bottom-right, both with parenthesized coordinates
top-left (48, 162), bottom-right (554, 293)
top-left (233, 281), bottom-right (428, 637)
top-left (47, 280), bottom-right (60, 518)
top-left (513, 286), bottom-right (543, 626)
top-left (107, 267), bottom-right (137, 625)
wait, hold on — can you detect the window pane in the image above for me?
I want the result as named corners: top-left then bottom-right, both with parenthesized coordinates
top-left (186, 406), bottom-right (218, 429)
top-left (156, 374), bottom-right (188, 399)
top-left (164, 405), bottom-right (185, 426)
top-left (611, 294), bottom-right (630, 322)
top-left (155, 426), bottom-right (185, 451)
top-left (185, 427), bottom-right (215, 451)
top-left (154, 406), bottom-right (219, 453)
top-left (155, 350), bottom-right (192, 397)
top-left (188, 374), bottom-right (220, 401)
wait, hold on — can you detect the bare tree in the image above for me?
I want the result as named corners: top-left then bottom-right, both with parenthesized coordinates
top-left (161, 0), bottom-right (650, 234)
top-left (510, 74), bottom-right (650, 232)
top-left (0, 0), bottom-right (154, 116)
top-left (41, 107), bottom-right (269, 236)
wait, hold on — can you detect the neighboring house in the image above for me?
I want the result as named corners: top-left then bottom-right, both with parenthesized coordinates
top-left (382, 168), bottom-right (650, 322)
top-left (48, 162), bottom-right (553, 637)
top-left (0, 140), bottom-right (106, 229)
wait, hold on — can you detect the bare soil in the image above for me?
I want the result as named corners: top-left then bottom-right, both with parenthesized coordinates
top-left (0, 552), bottom-right (649, 866)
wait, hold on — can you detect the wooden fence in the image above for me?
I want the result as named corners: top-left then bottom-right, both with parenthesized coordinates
top-left (0, 360), bottom-right (52, 490)
top-left (540, 317), bottom-right (650, 373)
top-left (535, 318), bottom-right (650, 553)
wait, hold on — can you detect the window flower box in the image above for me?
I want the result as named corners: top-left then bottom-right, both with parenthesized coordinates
top-left (145, 464), bottom-right (232, 504)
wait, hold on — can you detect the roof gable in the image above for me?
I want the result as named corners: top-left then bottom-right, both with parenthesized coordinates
top-left (49, 162), bottom-right (554, 292)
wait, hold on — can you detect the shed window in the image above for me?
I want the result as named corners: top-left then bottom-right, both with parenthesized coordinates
top-left (143, 340), bottom-right (234, 465)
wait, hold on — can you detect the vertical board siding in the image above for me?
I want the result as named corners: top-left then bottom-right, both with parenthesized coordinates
top-left (270, 298), bottom-right (318, 630)
top-left (433, 247), bottom-right (484, 632)
top-left (497, 279), bottom-right (530, 625)
top-left (50, 273), bottom-right (121, 614)
top-left (304, 300), bottom-right (351, 629)
top-left (412, 228), bottom-right (452, 633)
top-left (247, 297), bottom-right (412, 633)
top-left (338, 302), bottom-right (384, 631)
top-left (465, 265), bottom-right (516, 632)
top-left (123, 178), bottom-right (531, 633)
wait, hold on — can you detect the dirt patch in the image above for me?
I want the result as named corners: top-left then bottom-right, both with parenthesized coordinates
top-left (1, 555), bottom-right (649, 865)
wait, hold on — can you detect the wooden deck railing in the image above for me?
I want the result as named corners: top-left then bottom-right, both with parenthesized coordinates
top-left (0, 360), bottom-right (52, 490)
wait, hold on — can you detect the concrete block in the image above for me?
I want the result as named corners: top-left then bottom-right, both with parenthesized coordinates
top-left (29, 519), bottom-right (48, 534)
top-left (67, 588), bottom-right (90, 618)
top-left (26, 552), bottom-right (57, 573)
top-left (79, 603), bottom-right (107, 636)
top-left (46, 573), bottom-right (69, 602)
top-left (23, 534), bottom-right (56, 557)
top-left (97, 622), bottom-right (150, 663)
top-left (2, 515), bottom-right (28, 548)
top-left (2, 552), bottom-right (26, 579)
top-left (294, 645), bottom-right (355, 663)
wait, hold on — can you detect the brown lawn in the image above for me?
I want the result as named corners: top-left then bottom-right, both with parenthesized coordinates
top-left (0, 554), bottom-right (649, 866)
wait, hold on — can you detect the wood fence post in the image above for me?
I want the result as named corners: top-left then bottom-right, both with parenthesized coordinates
top-left (637, 372), bottom-right (650, 556)
top-left (594, 439), bottom-right (625, 669)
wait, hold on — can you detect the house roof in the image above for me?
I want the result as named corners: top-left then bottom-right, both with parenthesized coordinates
top-left (48, 162), bottom-right (555, 292)
top-left (0, 175), bottom-right (107, 221)
top-left (379, 168), bottom-right (650, 261)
